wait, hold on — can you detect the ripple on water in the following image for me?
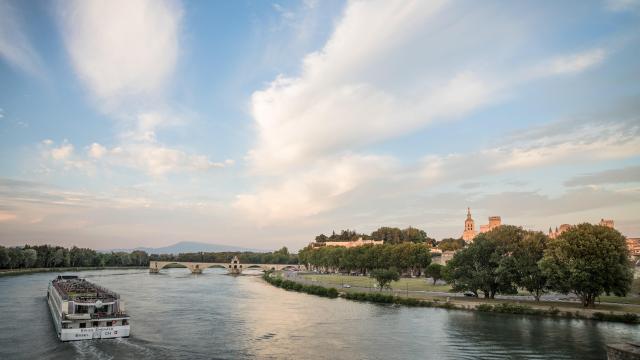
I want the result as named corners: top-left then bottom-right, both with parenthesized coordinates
top-left (1, 269), bottom-right (638, 360)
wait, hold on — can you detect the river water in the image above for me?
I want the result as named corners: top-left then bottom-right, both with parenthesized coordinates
top-left (0, 268), bottom-right (638, 359)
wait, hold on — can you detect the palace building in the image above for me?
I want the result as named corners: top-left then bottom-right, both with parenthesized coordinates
top-left (548, 218), bottom-right (614, 239)
top-left (461, 208), bottom-right (502, 243)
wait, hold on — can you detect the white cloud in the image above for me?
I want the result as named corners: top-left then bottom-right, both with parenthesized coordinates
top-left (234, 154), bottom-right (395, 224)
top-left (0, 1), bottom-right (43, 76)
top-left (58, 0), bottom-right (183, 106)
top-left (88, 143), bottom-right (106, 159)
top-left (421, 117), bottom-right (640, 184)
top-left (542, 48), bottom-right (606, 76)
top-left (247, 1), bottom-right (609, 175)
top-left (50, 141), bottom-right (74, 160)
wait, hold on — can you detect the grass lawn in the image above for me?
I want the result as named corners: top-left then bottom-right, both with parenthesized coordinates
top-left (301, 274), bottom-right (452, 292)
top-left (299, 273), bottom-right (640, 309)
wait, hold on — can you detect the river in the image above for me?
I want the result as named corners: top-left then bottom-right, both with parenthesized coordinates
top-left (0, 268), bottom-right (638, 359)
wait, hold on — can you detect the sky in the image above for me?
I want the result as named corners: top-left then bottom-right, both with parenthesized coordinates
top-left (0, 0), bottom-right (639, 251)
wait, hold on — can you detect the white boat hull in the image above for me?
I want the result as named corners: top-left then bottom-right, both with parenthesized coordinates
top-left (47, 292), bottom-right (130, 341)
top-left (59, 325), bottom-right (130, 341)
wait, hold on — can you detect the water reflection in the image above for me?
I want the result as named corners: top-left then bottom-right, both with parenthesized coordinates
top-left (0, 269), bottom-right (637, 360)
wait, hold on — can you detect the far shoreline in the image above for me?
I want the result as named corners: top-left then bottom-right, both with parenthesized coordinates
top-left (0, 266), bottom-right (148, 277)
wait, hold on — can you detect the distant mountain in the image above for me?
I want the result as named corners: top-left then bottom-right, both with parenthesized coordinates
top-left (106, 241), bottom-right (266, 254)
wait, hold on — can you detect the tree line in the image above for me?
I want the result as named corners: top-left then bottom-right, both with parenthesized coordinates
top-left (0, 245), bottom-right (298, 270)
top-left (0, 245), bottom-right (150, 269)
top-left (443, 223), bottom-right (633, 307)
top-left (298, 242), bottom-right (432, 276)
top-left (315, 227), bottom-right (436, 245)
top-left (149, 246), bottom-right (298, 264)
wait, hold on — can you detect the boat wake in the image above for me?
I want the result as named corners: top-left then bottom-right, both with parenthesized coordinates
top-left (70, 340), bottom-right (114, 360)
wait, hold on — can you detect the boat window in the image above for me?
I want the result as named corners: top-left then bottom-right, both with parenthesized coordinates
top-left (106, 321), bottom-right (113, 326)
top-left (62, 323), bottom-right (69, 329)
top-left (92, 321), bottom-right (99, 327)
top-left (79, 323), bottom-right (86, 328)
top-left (122, 319), bottom-right (128, 325)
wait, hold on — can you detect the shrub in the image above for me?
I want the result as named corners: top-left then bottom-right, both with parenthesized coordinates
top-left (592, 312), bottom-right (639, 324)
top-left (476, 304), bottom-right (493, 312)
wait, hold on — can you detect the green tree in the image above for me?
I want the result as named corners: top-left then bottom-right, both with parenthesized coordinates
top-left (510, 231), bottom-right (548, 301)
top-left (370, 267), bottom-right (400, 291)
top-left (540, 223), bottom-right (633, 307)
top-left (0, 246), bottom-right (10, 268)
top-left (22, 248), bottom-right (37, 268)
top-left (371, 227), bottom-right (403, 244)
top-left (402, 227), bottom-right (427, 243)
top-left (438, 238), bottom-right (465, 251)
top-left (445, 226), bottom-right (522, 298)
top-left (425, 263), bottom-right (444, 285)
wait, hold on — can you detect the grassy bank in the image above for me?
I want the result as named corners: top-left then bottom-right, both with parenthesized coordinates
top-left (0, 266), bottom-right (147, 277)
top-left (266, 272), bottom-right (640, 324)
top-left (263, 272), bottom-right (339, 298)
top-left (302, 273), bottom-right (640, 305)
top-left (302, 273), bottom-right (452, 292)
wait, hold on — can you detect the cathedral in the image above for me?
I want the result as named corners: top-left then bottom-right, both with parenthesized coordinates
top-left (462, 208), bottom-right (502, 243)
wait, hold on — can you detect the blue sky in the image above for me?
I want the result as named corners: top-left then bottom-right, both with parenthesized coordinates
top-left (0, 0), bottom-right (639, 250)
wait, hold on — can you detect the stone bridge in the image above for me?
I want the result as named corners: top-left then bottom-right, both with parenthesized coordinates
top-left (149, 256), bottom-right (300, 274)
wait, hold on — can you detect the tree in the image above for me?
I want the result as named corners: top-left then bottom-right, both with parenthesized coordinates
top-left (425, 263), bottom-right (444, 285)
top-left (370, 267), bottom-right (400, 291)
top-left (540, 223), bottom-right (633, 307)
top-left (0, 246), bottom-right (10, 268)
top-left (402, 227), bottom-right (427, 243)
top-left (445, 226), bottom-right (522, 298)
top-left (22, 249), bottom-right (37, 268)
top-left (509, 231), bottom-right (548, 301)
top-left (315, 234), bottom-right (328, 242)
top-left (437, 238), bottom-right (465, 251)
top-left (371, 227), bottom-right (403, 244)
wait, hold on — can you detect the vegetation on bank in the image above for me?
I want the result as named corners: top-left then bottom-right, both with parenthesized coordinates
top-left (445, 224), bottom-right (634, 307)
top-left (314, 227), bottom-right (436, 245)
top-left (0, 244), bottom-right (298, 271)
top-left (299, 242), bottom-right (432, 276)
top-left (300, 223), bottom-right (636, 309)
top-left (263, 272), bottom-right (639, 324)
top-left (262, 272), bottom-right (338, 298)
top-left (0, 266), bottom-right (147, 277)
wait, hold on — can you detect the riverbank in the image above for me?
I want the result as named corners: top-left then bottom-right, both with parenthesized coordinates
top-left (264, 272), bottom-right (640, 324)
top-left (0, 266), bottom-right (147, 277)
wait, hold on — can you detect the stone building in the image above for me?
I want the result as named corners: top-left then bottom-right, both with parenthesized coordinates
top-left (461, 208), bottom-right (502, 243)
top-left (548, 219), bottom-right (614, 239)
top-left (462, 208), bottom-right (476, 242)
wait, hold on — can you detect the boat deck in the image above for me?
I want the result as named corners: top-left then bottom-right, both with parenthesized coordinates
top-left (53, 277), bottom-right (120, 303)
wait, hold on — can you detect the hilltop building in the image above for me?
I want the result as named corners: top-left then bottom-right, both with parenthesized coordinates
top-left (461, 208), bottom-right (502, 243)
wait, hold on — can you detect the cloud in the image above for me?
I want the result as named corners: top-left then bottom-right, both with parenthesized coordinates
top-left (536, 48), bottom-right (606, 76)
top-left (565, 165), bottom-right (640, 187)
top-left (421, 116), bottom-right (640, 184)
top-left (50, 141), bottom-right (74, 160)
top-left (247, 1), bottom-right (611, 174)
top-left (0, 1), bottom-right (43, 76)
top-left (233, 154), bottom-right (395, 224)
top-left (57, 0), bottom-right (183, 107)
top-left (0, 210), bottom-right (17, 222)
top-left (88, 143), bottom-right (106, 159)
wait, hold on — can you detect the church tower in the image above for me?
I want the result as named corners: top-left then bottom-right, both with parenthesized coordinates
top-left (462, 207), bottom-right (477, 242)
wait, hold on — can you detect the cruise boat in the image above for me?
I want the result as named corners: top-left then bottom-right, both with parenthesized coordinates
top-left (47, 275), bottom-right (130, 341)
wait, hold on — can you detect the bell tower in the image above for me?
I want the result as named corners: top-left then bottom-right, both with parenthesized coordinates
top-left (462, 207), bottom-right (477, 242)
